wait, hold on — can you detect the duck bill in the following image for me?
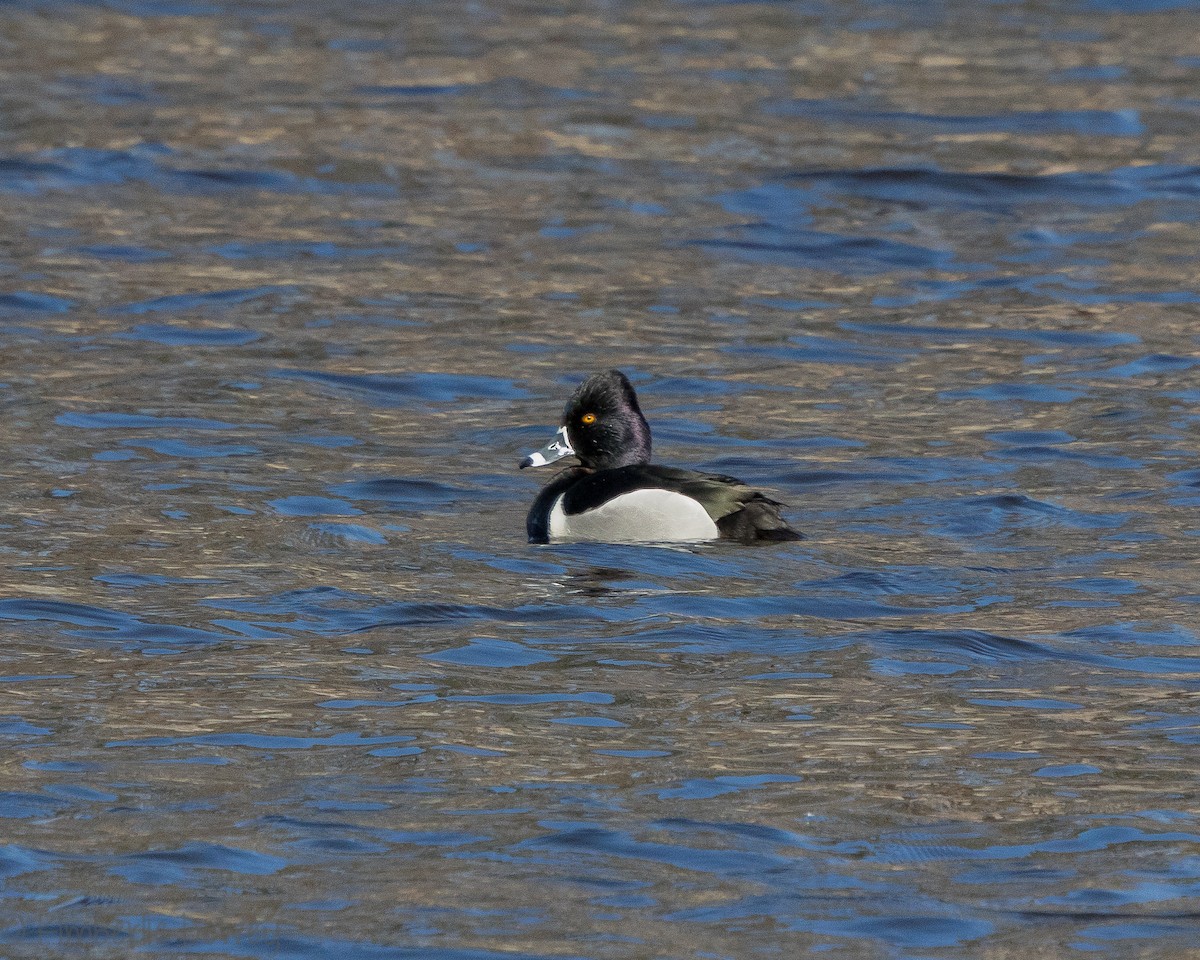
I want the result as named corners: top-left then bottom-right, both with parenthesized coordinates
top-left (519, 426), bottom-right (574, 469)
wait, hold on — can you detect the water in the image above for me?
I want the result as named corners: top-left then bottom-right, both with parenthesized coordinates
top-left (2, 0), bottom-right (1199, 956)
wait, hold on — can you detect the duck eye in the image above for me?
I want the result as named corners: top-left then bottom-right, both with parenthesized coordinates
top-left (581, 412), bottom-right (597, 425)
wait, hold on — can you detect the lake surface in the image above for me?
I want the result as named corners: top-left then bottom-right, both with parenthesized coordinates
top-left (2, 0), bottom-right (1199, 957)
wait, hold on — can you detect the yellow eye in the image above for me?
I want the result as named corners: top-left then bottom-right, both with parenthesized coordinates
top-left (581, 412), bottom-right (597, 425)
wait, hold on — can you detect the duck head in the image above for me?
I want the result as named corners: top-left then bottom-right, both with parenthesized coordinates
top-left (520, 370), bottom-right (652, 471)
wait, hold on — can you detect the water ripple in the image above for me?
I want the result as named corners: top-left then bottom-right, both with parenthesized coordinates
top-left (0, 599), bottom-right (227, 650)
top-left (275, 370), bottom-right (528, 405)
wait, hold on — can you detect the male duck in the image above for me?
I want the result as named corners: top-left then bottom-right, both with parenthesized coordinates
top-left (519, 370), bottom-right (803, 544)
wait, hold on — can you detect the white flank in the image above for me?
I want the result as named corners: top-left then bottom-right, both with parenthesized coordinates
top-left (548, 489), bottom-right (719, 543)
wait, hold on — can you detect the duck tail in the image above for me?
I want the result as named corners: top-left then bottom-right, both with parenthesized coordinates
top-left (717, 496), bottom-right (804, 543)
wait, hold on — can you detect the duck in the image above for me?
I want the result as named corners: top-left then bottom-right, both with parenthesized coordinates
top-left (519, 370), bottom-right (803, 544)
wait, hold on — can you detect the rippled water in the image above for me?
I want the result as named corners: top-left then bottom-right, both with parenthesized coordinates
top-left (2, 1), bottom-right (1200, 957)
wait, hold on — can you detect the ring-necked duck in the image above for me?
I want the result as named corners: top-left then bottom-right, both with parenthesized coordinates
top-left (519, 370), bottom-right (803, 544)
